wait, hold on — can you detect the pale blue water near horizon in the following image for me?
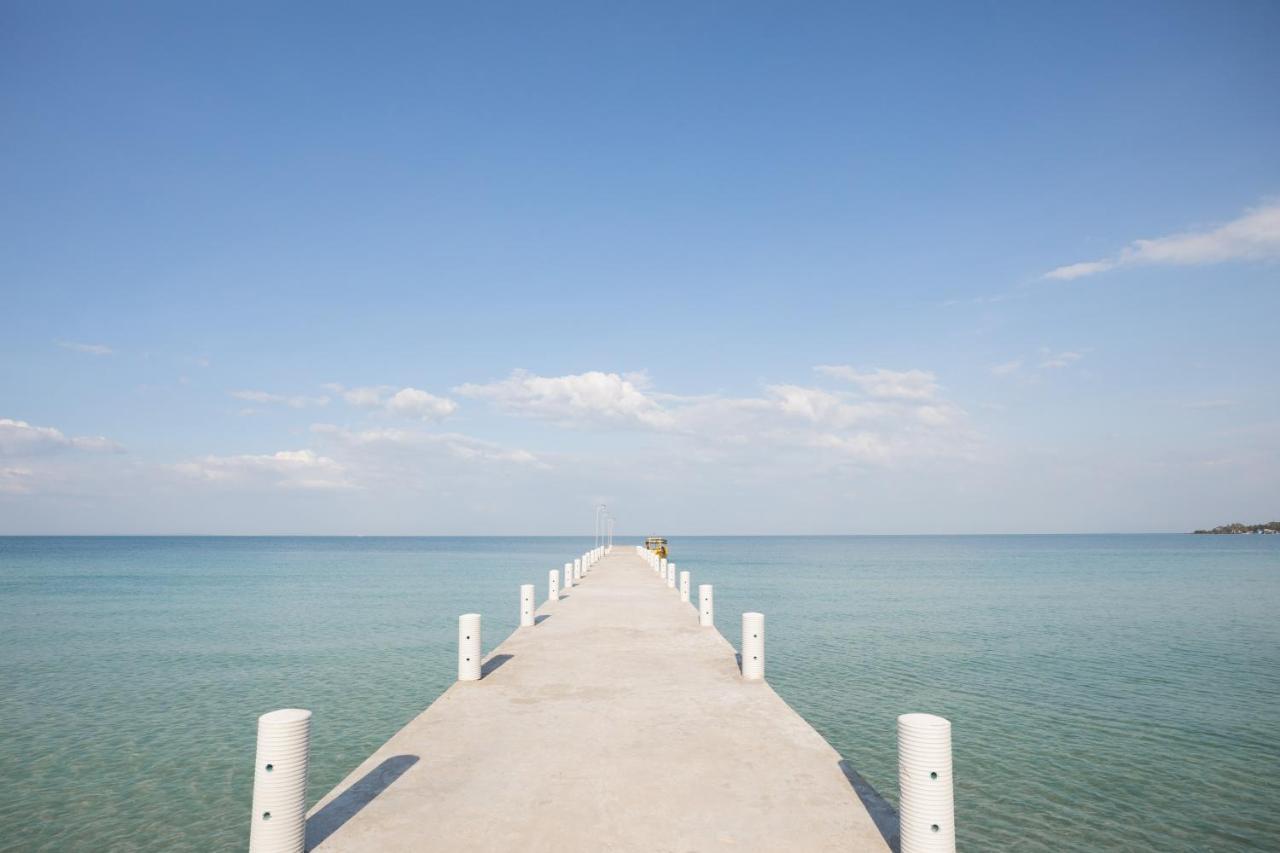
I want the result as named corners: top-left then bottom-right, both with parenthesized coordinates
top-left (1, 535), bottom-right (1277, 851)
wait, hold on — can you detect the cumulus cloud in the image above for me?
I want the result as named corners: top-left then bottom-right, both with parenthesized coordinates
top-left (451, 366), bottom-right (969, 465)
top-left (173, 449), bottom-right (351, 490)
top-left (229, 390), bottom-right (330, 409)
top-left (325, 384), bottom-right (458, 420)
top-left (56, 340), bottom-right (113, 356)
top-left (455, 370), bottom-right (674, 429)
top-left (814, 366), bottom-right (939, 400)
top-left (764, 385), bottom-right (887, 428)
top-left (385, 388), bottom-right (459, 420)
top-left (1045, 202), bottom-right (1280, 280)
top-left (0, 418), bottom-right (123, 455)
top-left (169, 421), bottom-right (545, 498)
top-left (665, 370), bottom-right (968, 465)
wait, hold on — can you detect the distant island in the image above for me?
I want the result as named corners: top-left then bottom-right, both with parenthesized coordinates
top-left (1193, 521), bottom-right (1280, 534)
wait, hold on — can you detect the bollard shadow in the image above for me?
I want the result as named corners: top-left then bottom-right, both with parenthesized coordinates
top-left (837, 760), bottom-right (900, 852)
top-left (306, 754), bottom-right (418, 848)
top-left (534, 614), bottom-right (551, 625)
top-left (481, 653), bottom-right (514, 678)
top-left (734, 652), bottom-right (743, 675)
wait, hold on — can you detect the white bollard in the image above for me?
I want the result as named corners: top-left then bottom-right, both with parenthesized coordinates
top-left (564, 562), bottom-right (574, 589)
top-left (548, 569), bottom-right (560, 602)
top-left (659, 557), bottom-right (667, 577)
top-left (520, 584), bottom-right (535, 627)
top-left (249, 708), bottom-right (311, 853)
top-left (458, 614), bottom-right (482, 681)
top-left (698, 584), bottom-right (714, 626)
top-left (741, 612), bottom-right (764, 680)
top-left (679, 571), bottom-right (690, 602)
top-left (666, 562), bottom-right (676, 588)
top-left (574, 558), bottom-right (582, 581)
top-left (897, 713), bottom-right (955, 853)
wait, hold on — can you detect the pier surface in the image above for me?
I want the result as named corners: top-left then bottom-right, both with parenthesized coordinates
top-left (306, 549), bottom-right (893, 852)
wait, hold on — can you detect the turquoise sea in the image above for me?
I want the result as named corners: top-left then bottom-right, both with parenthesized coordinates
top-left (1, 535), bottom-right (1277, 851)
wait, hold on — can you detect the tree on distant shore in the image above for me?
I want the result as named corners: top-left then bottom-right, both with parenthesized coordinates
top-left (1193, 521), bottom-right (1280, 534)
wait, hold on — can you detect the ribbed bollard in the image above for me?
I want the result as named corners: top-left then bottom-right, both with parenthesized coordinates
top-left (679, 571), bottom-right (690, 602)
top-left (249, 708), bottom-right (312, 853)
top-left (741, 612), bottom-right (764, 680)
top-left (458, 614), bottom-right (481, 681)
top-left (699, 584), bottom-right (714, 626)
top-left (520, 584), bottom-right (535, 627)
top-left (659, 557), bottom-right (667, 577)
top-left (897, 713), bottom-right (955, 853)
top-left (548, 569), bottom-right (560, 602)
top-left (666, 562), bottom-right (676, 588)
top-left (574, 558), bottom-right (582, 581)
top-left (564, 562), bottom-right (573, 589)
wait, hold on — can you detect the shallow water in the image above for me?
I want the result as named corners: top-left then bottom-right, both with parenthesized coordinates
top-left (1, 535), bottom-right (1277, 851)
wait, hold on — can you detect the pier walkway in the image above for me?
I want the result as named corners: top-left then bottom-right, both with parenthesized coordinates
top-left (304, 548), bottom-right (894, 852)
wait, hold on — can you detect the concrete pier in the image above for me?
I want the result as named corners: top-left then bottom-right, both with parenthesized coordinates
top-left (305, 548), bottom-right (892, 852)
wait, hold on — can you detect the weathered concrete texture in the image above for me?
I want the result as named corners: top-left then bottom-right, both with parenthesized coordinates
top-left (306, 550), bottom-right (893, 852)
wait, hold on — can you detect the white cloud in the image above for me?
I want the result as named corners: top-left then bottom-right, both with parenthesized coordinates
top-left (385, 388), bottom-right (459, 420)
top-left (1045, 202), bottom-right (1280, 280)
top-left (0, 418), bottom-right (123, 455)
top-left (1043, 260), bottom-right (1115, 281)
top-left (764, 385), bottom-right (887, 428)
top-left (662, 371), bottom-right (969, 465)
top-left (814, 366), bottom-right (939, 400)
top-left (455, 370), bottom-right (674, 429)
top-left (453, 366), bottom-right (969, 466)
top-left (326, 384), bottom-right (458, 420)
top-left (229, 390), bottom-right (330, 409)
top-left (56, 340), bottom-right (113, 356)
top-left (173, 449), bottom-right (351, 490)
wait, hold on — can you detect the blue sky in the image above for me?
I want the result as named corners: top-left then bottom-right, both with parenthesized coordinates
top-left (2, 1), bottom-right (1278, 534)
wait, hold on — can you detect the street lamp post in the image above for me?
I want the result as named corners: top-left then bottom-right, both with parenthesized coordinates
top-left (594, 503), bottom-right (607, 549)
